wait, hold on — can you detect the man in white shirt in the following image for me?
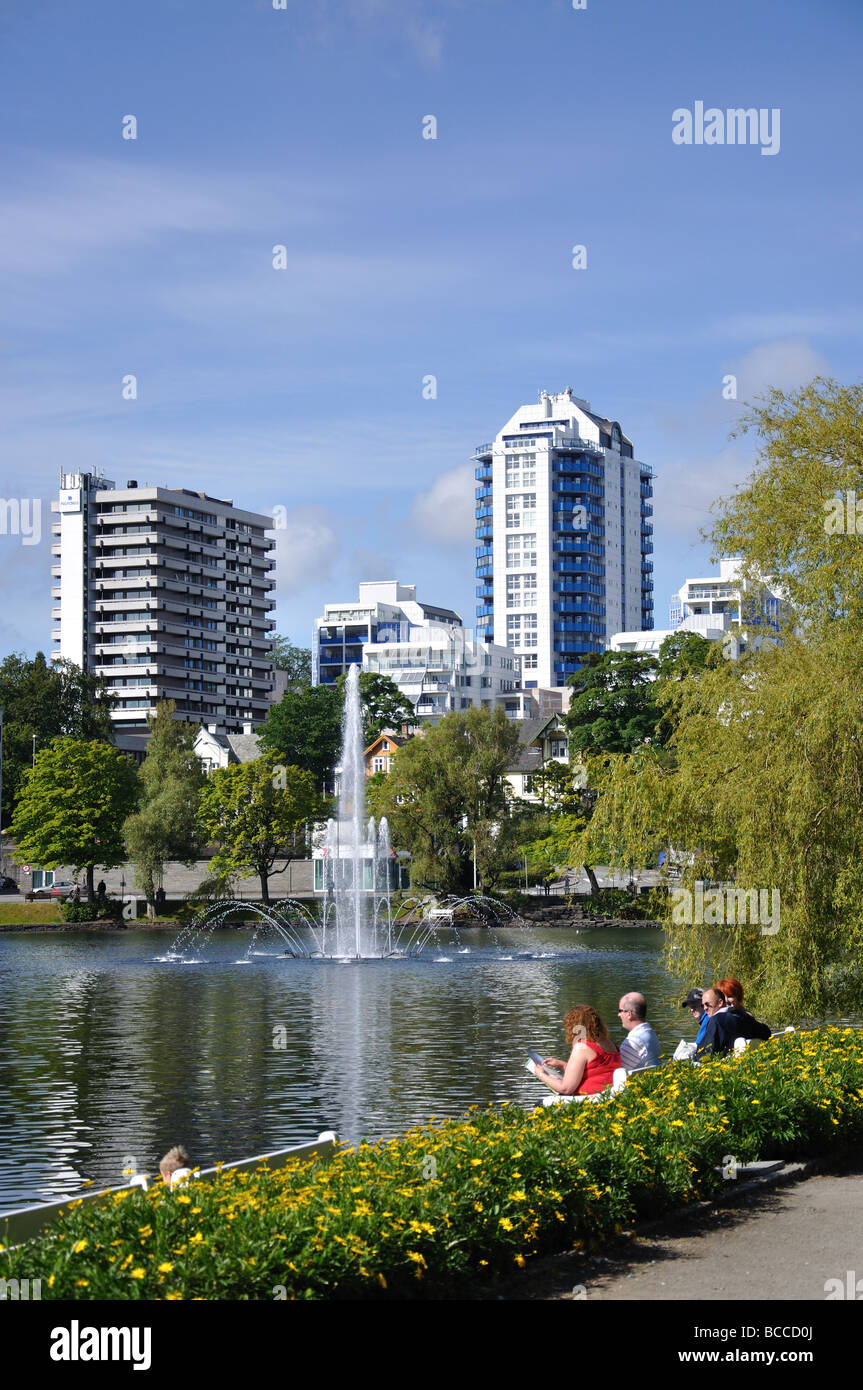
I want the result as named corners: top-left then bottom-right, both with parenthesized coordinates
top-left (618, 992), bottom-right (661, 1071)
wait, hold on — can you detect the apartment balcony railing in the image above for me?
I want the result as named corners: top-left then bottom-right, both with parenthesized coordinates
top-left (553, 436), bottom-right (604, 455)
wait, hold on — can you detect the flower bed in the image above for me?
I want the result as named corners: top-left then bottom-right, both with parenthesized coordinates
top-left (2, 1028), bottom-right (860, 1300)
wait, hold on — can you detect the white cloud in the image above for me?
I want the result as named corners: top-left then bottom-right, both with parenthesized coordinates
top-left (729, 337), bottom-right (832, 398)
top-left (409, 462), bottom-right (475, 545)
top-left (271, 506), bottom-right (340, 596)
top-left (0, 156), bottom-right (315, 276)
top-left (293, 0), bottom-right (447, 64)
top-left (655, 446), bottom-right (751, 543)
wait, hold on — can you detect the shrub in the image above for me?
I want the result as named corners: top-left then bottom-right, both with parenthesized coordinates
top-left (60, 895), bottom-right (122, 923)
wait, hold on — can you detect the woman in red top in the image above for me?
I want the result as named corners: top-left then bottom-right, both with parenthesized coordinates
top-left (537, 1004), bottom-right (622, 1097)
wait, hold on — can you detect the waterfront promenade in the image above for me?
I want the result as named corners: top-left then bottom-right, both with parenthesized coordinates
top-left (481, 1153), bottom-right (863, 1301)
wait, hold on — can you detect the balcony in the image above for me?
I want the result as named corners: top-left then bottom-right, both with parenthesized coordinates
top-left (474, 443), bottom-right (494, 458)
top-left (553, 436), bottom-right (604, 455)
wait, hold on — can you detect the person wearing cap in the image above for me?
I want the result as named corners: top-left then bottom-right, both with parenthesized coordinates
top-left (681, 988), bottom-right (710, 1048)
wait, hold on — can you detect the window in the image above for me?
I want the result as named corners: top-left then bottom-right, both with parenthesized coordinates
top-left (523, 653), bottom-right (538, 669)
top-left (505, 455), bottom-right (537, 489)
top-left (506, 614), bottom-right (538, 648)
top-left (506, 533), bottom-right (536, 568)
top-left (505, 494), bottom-right (536, 529)
top-left (550, 740), bottom-right (568, 759)
top-left (381, 740), bottom-right (389, 751)
top-left (506, 573), bottom-right (537, 608)
top-left (372, 757), bottom-right (387, 773)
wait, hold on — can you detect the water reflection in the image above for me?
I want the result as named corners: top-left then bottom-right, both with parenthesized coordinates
top-left (0, 926), bottom-right (743, 1209)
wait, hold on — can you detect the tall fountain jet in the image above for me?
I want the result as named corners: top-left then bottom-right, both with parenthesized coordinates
top-left (322, 664), bottom-right (393, 957)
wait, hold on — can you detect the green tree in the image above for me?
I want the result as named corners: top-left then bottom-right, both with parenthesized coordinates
top-left (257, 684), bottom-right (342, 789)
top-left (0, 653), bottom-right (115, 827)
top-left (655, 631), bottom-right (718, 681)
top-left (122, 702), bottom-right (206, 915)
top-left (338, 670), bottom-right (417, 745)
top-left (368, 708), bottom-right (520, 893)
top-left (10, 738), bottom-right (139, 898)
top-left (270, 635), bottom-right (312, 690)
top-left (573, 378), bottom-right (863, 1020)
top-left (198, 754), bottom-right (323, 904)
top-left (565, 649), bottom-right (660, 754)
top-left (524, 813), bottom-right (589, 892)
top-left (523, 758), bottom-right (584, 813)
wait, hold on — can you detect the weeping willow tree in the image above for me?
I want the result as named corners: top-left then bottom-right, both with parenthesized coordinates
top-left (573, 378), bottom-right (863, 1022)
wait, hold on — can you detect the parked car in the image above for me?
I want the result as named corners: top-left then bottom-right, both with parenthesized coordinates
top-left (0, 875), bottom-right (19, 894)
top-left (26, 881), bottom-right (86, 901)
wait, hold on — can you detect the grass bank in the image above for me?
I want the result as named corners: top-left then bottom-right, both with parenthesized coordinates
top-left (2, 1028), bottom-right (860, 1300)
top-left (0, 902), bottom-right (63, 925)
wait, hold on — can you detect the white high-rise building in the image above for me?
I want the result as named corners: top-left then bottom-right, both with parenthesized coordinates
top-left (50, 472), bottom-right (276, 738)
top-left (609, 558), bottom-right (783, 657)
top-left (474, 388), bottom-right (654, 687)
top-left (314, 581), bottom-right (521, 723)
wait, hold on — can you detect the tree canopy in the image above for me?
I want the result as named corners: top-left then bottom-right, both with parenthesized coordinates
top-left (339, 670), bottom-right (417, 745)
top-left (257, 684), bottom-right (342, 789)
top-left (565, 649), bottom-right (660, 754)
top-left (0, 653), bottom-right (115, 827)
top-left (10, 738), bottom-right (139, 897)
top-left (122, 702), bottom-right (206, 912)
top-left (368, 708), bottom-right (520, 893)
top-left (269, 635), bottom-right (312, 690)
top-left (572, 378), bottom-right (863, 1020)
top-left (198, 754), bottom-right (323, 903)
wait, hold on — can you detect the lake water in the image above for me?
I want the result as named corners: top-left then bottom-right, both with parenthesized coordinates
top-left (0, 925), bottom-right (699, 1210)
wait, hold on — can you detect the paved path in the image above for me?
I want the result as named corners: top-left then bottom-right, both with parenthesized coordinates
top-left (474, 1156), bottom-right (863, 1301)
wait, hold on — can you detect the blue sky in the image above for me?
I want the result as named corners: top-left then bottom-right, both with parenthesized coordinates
top-left (1, 0), bottom-right (861, 656)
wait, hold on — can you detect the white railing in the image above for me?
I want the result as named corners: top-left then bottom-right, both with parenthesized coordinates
top-left (0, 1131), bottom-right (338, 1249)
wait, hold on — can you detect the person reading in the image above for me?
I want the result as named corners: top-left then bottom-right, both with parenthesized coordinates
top-left (535, 1005), bottom-right (621, 1097)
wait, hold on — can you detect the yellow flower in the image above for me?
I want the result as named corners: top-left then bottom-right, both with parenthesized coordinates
top-left (48, 1275), bottom-right (56, 1288)
top-left (511, 1191), bottom-right (527, 1202)
top-left (158, 1262), bottom-right (174, 1273)
top-left (75, 1279), bottom-right (89, 1287)
top-left (499, 1217), bottom-right (514, 1231)
top-left (470, 1159), bottom-right (482, 1167)
top-left (176, 1194), bottom-right (192, 1205)
top-left (514, 1254), bottom-right (525, 1268)
top-left (130, 1268), bottom-right (146, 1280)
top-left (72, 1239), bottom-right (88, 1254)
top-left (406, 1250), bottom-right (427, 1267)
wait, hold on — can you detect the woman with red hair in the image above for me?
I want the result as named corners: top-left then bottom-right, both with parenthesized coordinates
top-left (716, 977), bottom-right (771, 1043)
top-left (537, 1005), bottom-right (621, 1097)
